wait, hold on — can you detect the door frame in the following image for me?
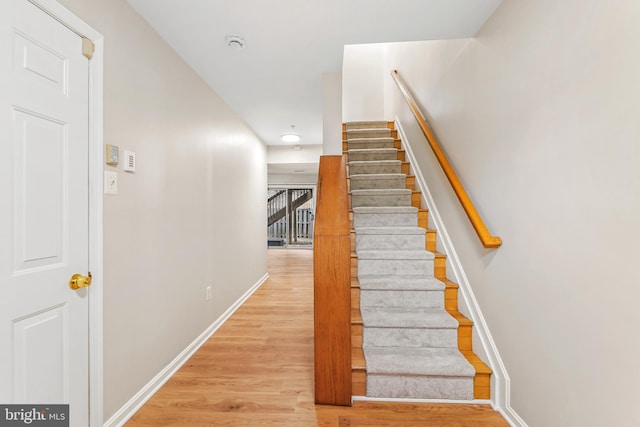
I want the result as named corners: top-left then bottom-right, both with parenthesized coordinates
top-left (27, 1), bottom-right (104, 425)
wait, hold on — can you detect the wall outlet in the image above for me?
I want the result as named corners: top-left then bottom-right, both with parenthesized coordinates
top-left (206, 286), bottom-right (212, 301)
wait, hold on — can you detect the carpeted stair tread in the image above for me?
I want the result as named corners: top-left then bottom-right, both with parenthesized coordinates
top-left (352, 207), bottom-right (419, 227)
top-left (361, 307), bottom-right (458, 328)
top-left (349, 160), bottom-right (400, 166)
top-left (358, 276), bottom-right (445, 291)
top-left (355, 225), bottom-right (426, 250)
top-left (360, 288), bottom-right (445, 310)
top-left (351, 189), bottom-right (412, 208)
top-left (347, 136), bottom-right (395, 143)
top-left (349, 160), bottom-right (402, 175)
top-left (349, 161), bottom-right (402, 175)
top-left (348, 149), bottom-right (398, 162)
top-left (346, 129), bottom-right (391, 138)
top-left (356, 249), bottom-right (434, 261)
top-left (349, 153), bottom-right (399, 162)
top-left (348, 148), bottom-right (398, 155)
top-left (355, 226), bottom-right (426, 235)
top-left (345, 121), bottom-right (389, 129)
top-left (347, 137), bottom-right (396, 149)
top-left (351, 189), bottom-right (411, 196)
top-left (352, 206), bottom-right (418, 214)
top-left (364, 347), bottom-right (475, 377)
top-left (350, 173), bottom-right (406, 180)
top-left (350, 174), bottom-right (406, 190)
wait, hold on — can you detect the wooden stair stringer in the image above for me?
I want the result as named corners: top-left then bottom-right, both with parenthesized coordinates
top-left (441, 278), bottom-right (492, 399)
top-left (350, 233), bottom-right (366, 396)
top-left (344, 125), bottom-right (366, 395)
top-left (351, 307), bottom-right (366, 396)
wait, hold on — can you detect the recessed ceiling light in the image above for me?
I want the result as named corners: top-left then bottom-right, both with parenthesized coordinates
top-left (225, 35), bottom-right (245, 49)
top-left (281, 125), bottom-right (301, 143)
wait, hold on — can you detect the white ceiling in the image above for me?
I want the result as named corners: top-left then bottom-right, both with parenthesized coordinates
top-left (127, 0), bottom-right (502, 147)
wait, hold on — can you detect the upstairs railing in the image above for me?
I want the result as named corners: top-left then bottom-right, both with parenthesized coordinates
top-left (391, 70), bottom-right (502, 248)
top-left (313, 155), bottom-right (351, 406)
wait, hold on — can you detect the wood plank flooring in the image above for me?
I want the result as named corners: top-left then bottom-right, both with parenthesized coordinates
top-left (126, 249), bottom-right (509, 427)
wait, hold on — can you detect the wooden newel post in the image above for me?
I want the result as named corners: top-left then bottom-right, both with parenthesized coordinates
top-left (313, 155), bottom-right (352, 406)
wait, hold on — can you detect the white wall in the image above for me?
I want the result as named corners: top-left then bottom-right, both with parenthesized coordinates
top-left (267, 144), bottom-right (323, 164)
top-left (342, 44), bottom-right (385, 122)
top-left (323, 72), bottom-right (343, 155)
top-left (372, 1), bottom-right (640, 426)
top-left (268, 174), bottom-right (318, 186)
top-left (267, 144), bottom-right (320, 185)
top-left (57, 0), bottom-right (267, 421)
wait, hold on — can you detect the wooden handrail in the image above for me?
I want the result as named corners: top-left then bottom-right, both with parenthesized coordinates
top-left (313, 155), bottom-right (351, 405)
top-left (391, 70), bottom-right (502, 248)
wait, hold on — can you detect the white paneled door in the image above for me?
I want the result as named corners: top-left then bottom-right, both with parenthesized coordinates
top-left (0, 1), bottom-right (90, 425)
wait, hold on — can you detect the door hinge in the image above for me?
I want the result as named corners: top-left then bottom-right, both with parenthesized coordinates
top-left (82, 37), bottom-right (94, 60)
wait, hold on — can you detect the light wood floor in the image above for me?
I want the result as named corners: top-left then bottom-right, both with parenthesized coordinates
top-left (126, 249), bottom-right (509, 426)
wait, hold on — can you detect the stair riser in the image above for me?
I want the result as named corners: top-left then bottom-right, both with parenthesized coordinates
top-left (364, 328), bottom-right (458, 348)
top-left (366, 375), bottom-right (474, 400)
top-left (353, 213), bottom-right (418, 227)
top-left (361, 290), bottom-right (444, 309)
top-left (352, 371), bottom-right (366, 396)
top-left (351, 194), bottom-right (412, 208)
top-left (348, 140), bottom-right (395, 150)
top-left (357, 259), bottom-right (434, 276)
top-left (349, 163), bottom-right (401, 175)
top-left (347, 129), bottom-right (391, 138)
top-left (350, 176), bottom-right (406, 190)
top-left (356, 234), bottom-right (425, 251)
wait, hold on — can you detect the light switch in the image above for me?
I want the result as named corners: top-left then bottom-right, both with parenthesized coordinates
top-left (104, 171), bottom-right (118, 195)
top-left (123, 151), bottom-right (136, 173)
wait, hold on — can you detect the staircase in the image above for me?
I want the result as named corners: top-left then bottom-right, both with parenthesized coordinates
top-left (345, 121), bottom-right (491, 400)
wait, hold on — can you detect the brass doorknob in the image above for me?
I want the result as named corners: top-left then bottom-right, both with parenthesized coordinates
top-left (69, 272), bottom-right (92, 290)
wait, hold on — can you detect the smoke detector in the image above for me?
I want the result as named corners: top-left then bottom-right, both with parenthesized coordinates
top-left (225, 35), bottom-right (245, 49)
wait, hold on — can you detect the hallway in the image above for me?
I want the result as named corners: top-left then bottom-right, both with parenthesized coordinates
top-left (126, 249), bottom-right (508, 426)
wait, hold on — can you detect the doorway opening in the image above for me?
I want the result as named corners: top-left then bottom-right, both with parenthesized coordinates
top-left (267, 187), bottom-right (314, 248)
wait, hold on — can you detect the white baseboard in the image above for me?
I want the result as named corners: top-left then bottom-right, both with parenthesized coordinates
top-left (499, 405), bottom-right (529, 427)
top-left (353, 396), bottom-right (527, 427)
top-left (353, 396), bottom-right (492, 405)
top-left (103, 273), bottom-right (270, 427)
top-left (394, 118), bottom-right (527, 427)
